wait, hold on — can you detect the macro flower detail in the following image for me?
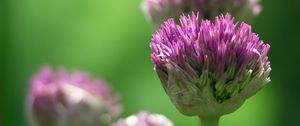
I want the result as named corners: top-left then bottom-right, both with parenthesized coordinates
top-left (141, 0), bottom-right (262, 28)
top-left (150, 12), bottom-right (271, 119)
top-left (112, 112), bottom-right (173, 126)
top-left (27, 67), bottom-right (121, 126)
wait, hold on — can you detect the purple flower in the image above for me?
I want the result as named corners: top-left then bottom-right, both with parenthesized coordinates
top-left (26, 66), bottom-right (122, 126)
top-left (141, 0), bottom-right (261, 28)
top-left (112, 112), bottom-right (173, 126)
top-left (150, 13), bottom-right (271, 117)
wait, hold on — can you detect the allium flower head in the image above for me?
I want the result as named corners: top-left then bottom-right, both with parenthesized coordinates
top-left (112, 112), bottom-right (173, 126)
top-left (150, 13), bottom-right (271, 116)
top-left (141, 0), bottom-right (262, 28)
top-left (27, 67), bottom-right (121, 126)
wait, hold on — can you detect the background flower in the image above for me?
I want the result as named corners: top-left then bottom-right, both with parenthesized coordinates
top-left (27, 67), bottom-right (121, 126)
top-left (113, 111), bottom-right (173, 126)
top-left (141, 0), bottom-right (262, 28)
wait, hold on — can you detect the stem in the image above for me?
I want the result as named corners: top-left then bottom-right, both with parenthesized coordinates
top-left (199, 116), bottom-right (220, 126)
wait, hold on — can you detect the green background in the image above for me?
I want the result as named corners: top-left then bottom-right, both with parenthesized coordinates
top-left (1, 0), bottom-right (299, 125)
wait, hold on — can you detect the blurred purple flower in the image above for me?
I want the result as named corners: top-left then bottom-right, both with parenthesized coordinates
top-left (150, 13), bottom-right (271, 117)
top-left (27, 66), bottom-right (122, 126)
top-left (112, 111), bottom-right (173, 126)
top-left (141, 0), bottom-right (262, 28)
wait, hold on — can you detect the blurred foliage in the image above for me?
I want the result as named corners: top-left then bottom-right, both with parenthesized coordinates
top-left (1, 0), bottom-right (300, 126)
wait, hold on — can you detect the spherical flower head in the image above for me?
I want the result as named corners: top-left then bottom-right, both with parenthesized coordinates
top-left (27, 66), bottom-right (122, 126)
top-left (141, 0), bottom-right (262, 28)
top-left (112, 111), bottom-right (173, 126)
top-left (150, 12), bottom-right (271, 117)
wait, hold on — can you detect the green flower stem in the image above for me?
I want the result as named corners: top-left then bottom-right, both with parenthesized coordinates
top-left (199, 116), bottom-right (220, 126)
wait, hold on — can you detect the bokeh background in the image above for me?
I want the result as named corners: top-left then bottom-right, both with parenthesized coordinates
top-left (1, 0), bottom-right (300, 126)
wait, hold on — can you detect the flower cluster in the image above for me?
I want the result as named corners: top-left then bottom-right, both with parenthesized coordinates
top-left (25, 0), bottom-right (271, 125)
top-left (150, 13), bottom-right (270, 116)
top-left (142, 0), bottom-right (261, 28)
top-left (27, 67), bottom-right (121, 126)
